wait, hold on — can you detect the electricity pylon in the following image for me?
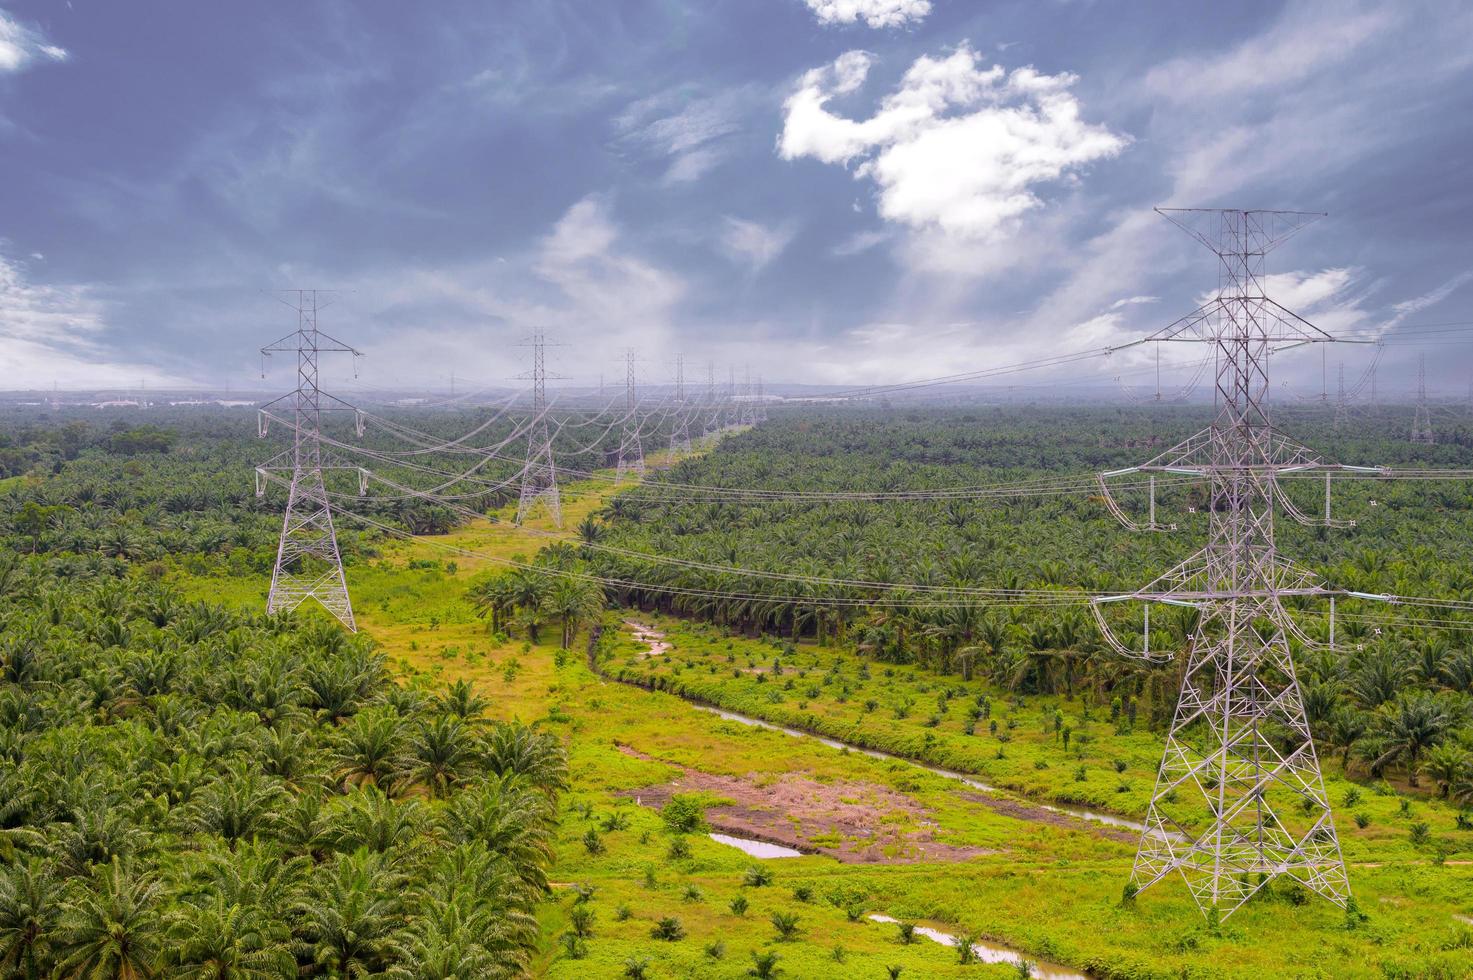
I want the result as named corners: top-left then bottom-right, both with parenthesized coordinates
top-left (615, 349), bottom-right (644, 483)
top-left (703, 360), bottom-right (719, 438)
top-left (255, 289), bottom-right (363, 631)
top-left (1092, 209), bottom-right (1376, 921)
top-left (1411, 354), bottom-right (1434, 444)
top-left (1333, 361), bottom-right (1349, 430)
top-left (724, 365), bottom-right (740, 429)
top-left (756, 373), bottom-right (768, 423)
top-left (739, 365), bottom-right (756, 426)
top-left (515, 333), bottom-right (563, 527)
top-left (669, 353), bottom-right (691, 455)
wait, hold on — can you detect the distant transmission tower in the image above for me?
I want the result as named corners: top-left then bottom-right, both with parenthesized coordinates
top-left (755, 373), bottom-right (767, 423)
top-left (1333, 361), bottom-right (1349, 430)
top-left (739, 365), bottom-right (756, 426)
top-left (1093, 210), bottom-right (1371, 921)
top-left (703, 360), bottom-right (718, 438)
top-left (616, 349), bottom-right (645, 482)
top-left (256, 289), bottom-right (363, 631)
top-left (669, 353), bottom-right (691, 455)
top-left (515, 333), bottom-right (563, 527)
top-left (725, 365), bottom-right (740, 430)
top-left (1411, 353), bottom-right (1435, 444)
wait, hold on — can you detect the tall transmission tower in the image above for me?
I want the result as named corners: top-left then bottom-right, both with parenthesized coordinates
top-left (616, 349), bottom-right (645, 483)
top-left (755, 373), bottom-right (768, 423)
top-left (1092, 210), bottom-right (1372, 921)
top-left (1411, 353), bottom-right (1435, 444)
top-left (669, 352), bottom-right (691, 455)
top-left (515, 333), bottom-right (564, 527)
top-left (255, 289), bottom-right (363, 631)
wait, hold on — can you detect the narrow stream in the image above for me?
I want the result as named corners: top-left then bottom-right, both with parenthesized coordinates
top-left (615, 620), bottom-right (1170, 840)
top-left (708, 832), bottom-right (804, 858)
top-left (868, 914), bottom-right (1088, 980)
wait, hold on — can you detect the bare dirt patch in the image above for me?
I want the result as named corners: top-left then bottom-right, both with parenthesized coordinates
top-left (615, 744), bottom-right (996, 864)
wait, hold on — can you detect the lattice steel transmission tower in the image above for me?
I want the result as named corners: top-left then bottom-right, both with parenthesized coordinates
top-left (725, 365), bottom-right (740, 429)
top-left (1411, 354), bottom-right (1435, 444)
top-left (515, 333), bottom-right (563, 527)
top-left (1333, 361), bottom-right (1349, 430)
top-left (1092, 209), bottom-right (1375, 921)
top-left (703, 359), bottom-right (718, 438)
top-left (669, 352), bottom-right (691, 455)
top-left (256, 289), bottom-right (363, 631)
top-left (615, 349), bottom-right (645, 483)
top-left (739, 365), bottom-right (757, 426)
top-left (755, 373), bottom-right (768, 423)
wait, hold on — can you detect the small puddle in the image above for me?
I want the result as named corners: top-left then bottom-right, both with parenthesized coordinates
top-left (868, 914), bottom-right (1088, 979)
top-left (709, 832), bottom-right (803, 858)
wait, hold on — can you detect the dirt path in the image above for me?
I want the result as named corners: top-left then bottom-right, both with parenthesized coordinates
top-left (616, 745), bottom-right (996, 864)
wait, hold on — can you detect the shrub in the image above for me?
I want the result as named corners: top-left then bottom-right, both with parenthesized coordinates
top-left (662, 794), bottom-right (709, 834)
top-left (896, 921), bottom-right (917, 944)
top-left (569, 905), bottom-right (596, 938)
top-left (730, 894), bottom-right (750, 916)
top-left (770, 910), bottom-right (802, 941)
top-left (582, 828), bottom-right (605, 855)
top-left (651, 916), bottom-right (686, 941)
top-left (624, 957), bottom-right (651, 979)
top-left (744, 864), bottom-right (774, 887)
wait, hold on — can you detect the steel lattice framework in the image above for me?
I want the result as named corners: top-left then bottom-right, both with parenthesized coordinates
top-left (1091, 209), bottom-right (1379, 921)
top-left (516, 333), bottom-right (563, 526)
top-left (616, 348), bottom-right (645, 483)
top-left (256, 290), bottom-right (363, 631)
top-left (1411, 353), bottom-right (1435, 444)
top-left (669, 352), bottom-right (692, 454)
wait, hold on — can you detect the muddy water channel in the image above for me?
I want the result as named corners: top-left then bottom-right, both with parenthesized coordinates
top-left (868, 914), bottom-right (1089, 980)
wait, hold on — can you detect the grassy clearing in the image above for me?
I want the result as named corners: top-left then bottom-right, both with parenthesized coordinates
top-left (165, 469), bottom-right (1473, 979)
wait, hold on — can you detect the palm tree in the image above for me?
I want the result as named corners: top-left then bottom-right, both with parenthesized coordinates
top-left (1420, 743), bottom-right (1470, 799)
top-left (184, 764), bottom-right (287, 849)
top-left (547, 579), bottom-right (605, 649)
top-left (319, 788), bottom-right (427, 855)
top-left (53, 858), bottom-right (163, 980)
top-left (1325, 707), bottom-right (1370, 773)
top-left (332, 707), bottom-right (407, 793)
top-left (163, 899), bottom-right (295, 979)
top-left (292, 850), bottom-right (404, 978)
top-left (404, 715), bottom-right (478, 798)
top-left (0, 858), bottom-right (60, 980)
top-left (435, 680), bottom-right (489, 721)
top-left (481, 721), bottom-right (569, 794)
top-left (1370, 692), bottom-right (1453, 786)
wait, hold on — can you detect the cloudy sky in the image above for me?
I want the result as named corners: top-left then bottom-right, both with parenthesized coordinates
top-left (2, 0), bottom-right (1471, 395)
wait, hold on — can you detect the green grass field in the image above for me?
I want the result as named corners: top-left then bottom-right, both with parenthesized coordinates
top-left (164, 463), bottom-right (1473, 980)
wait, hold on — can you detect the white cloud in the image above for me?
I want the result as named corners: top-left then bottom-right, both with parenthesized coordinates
top-left (1391, 269), bottom-right (1473, 319)
top-left (831, 229), bottom-right (889, 256)
top-left (718, 217), bottom-right (794, 271)
top-left (1110, 295), bottom-right (1157, 309)
top-left (1142, 7), bottom-right (1393, 105)
top-left (535, 196), bottom-right (685, 320)
top-left (0, 11), bottom-right (67, 74)
top-left (615, 87), bottom-right (755, 185)
top-left (802, 0), bottom-right (931, 29)
top-left (778, 45), bottom-right (1127, 241)
top-left (0, 254), bottom-right (184, 387)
